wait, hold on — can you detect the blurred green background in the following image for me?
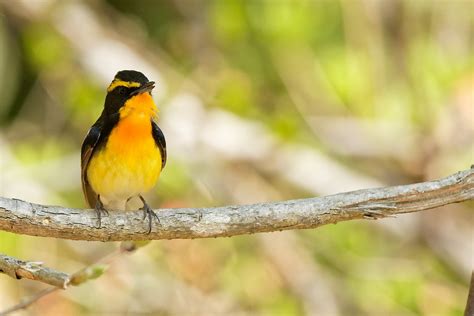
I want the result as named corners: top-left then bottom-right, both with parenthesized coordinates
top-left (0, 0), bottom-right (473, 315)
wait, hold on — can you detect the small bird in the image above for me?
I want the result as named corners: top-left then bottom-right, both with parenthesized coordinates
top-left (81, 70), bottom-right (166, 233)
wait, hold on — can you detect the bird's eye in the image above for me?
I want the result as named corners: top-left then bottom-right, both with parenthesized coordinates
top-left (115, 86), bottom-right (128, 94)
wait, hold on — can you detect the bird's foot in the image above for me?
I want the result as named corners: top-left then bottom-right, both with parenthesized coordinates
top-left (95, 195), bottom-right (109, 228)
top-left (139, 195), bottom-right (159, 234)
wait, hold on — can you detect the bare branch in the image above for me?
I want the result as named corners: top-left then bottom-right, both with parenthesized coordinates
top-left (0, 287), bottom-right (58, 316)
top-left (0, 169), bottom-right (472, 241)
top-left (0, 254), bottom-right (70, 288)
top-left (0, 242), bottom-right (145, 315)
top-left (466, 271), bottom-right (474, 316)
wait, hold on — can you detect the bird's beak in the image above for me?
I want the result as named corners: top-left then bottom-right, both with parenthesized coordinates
top-left (132, 81), bottom-right (155, 96)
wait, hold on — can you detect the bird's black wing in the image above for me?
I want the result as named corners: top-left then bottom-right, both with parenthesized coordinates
top-left (151, 121), bottom-right (167, 169)
top-left (81, 119), bottom-right (102, 208)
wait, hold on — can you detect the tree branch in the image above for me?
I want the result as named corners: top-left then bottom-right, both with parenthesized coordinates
top-left (0, 243), bottom-right (145, 315)
top-left (0, 254), bottom-right (70, 288)
top-left (0, 287), bottom-right (58, 316)
top-left (0, 169), bottom-right (472, 241)
top-left (466, 271), bottom-right (474, 316)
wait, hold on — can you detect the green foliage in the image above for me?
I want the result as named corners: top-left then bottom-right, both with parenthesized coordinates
top-left (70, 264), bottom-right (109, 286)
top-left (22, 23), bottom-right (71, 70)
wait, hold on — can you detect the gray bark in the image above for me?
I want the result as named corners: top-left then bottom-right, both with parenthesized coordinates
top-left (0, 169), bottom-right (472, 242)
top-left (0, 254), bottom-right (69, 288)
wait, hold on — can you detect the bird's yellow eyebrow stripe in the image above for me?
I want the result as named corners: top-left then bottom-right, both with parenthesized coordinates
top-left (107, 80), bottom-right (141, 92)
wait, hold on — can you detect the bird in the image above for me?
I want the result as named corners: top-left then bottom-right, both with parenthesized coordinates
top-left (81, 70), bottom-right (166, 233)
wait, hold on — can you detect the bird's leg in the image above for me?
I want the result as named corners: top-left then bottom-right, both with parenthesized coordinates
top-left (94, 194), bottom-right (109, 228)
top-left (139, 195), bottom-right (159, 234)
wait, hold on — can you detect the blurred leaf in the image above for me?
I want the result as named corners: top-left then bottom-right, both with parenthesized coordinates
top-left (70, 264), bottom-right (108, 286)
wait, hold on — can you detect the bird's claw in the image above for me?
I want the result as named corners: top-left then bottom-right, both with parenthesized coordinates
top-left (95, 196), bottom-right (109, 228)
top-left (139, 195), bottom-right (159, 234)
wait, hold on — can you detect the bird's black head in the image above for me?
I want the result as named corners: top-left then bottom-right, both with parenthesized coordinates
top-left (114, 70), bottom-right (149, 85)
top-left (103, 70), bottom-right (155, 115)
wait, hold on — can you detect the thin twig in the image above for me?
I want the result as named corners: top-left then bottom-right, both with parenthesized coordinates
top-left (0, 287), bottom-right (58, 316)
top-left (0, 169), bottom-right (472, 241)
top-left (465, 271), bottom-right (474, 316)
top-left (0, 243), bottom-right (140, 315)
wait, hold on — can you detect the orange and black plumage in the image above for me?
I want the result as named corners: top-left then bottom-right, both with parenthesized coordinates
top-left (81, 70), bottom-right (166, 232)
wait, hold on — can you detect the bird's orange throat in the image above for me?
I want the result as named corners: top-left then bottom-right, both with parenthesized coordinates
top-left (112, 93), bottom-right (158, 141)
top-left (105, 92), bottom-right (157, 153)
top-left (120, 92), bottom-right (158, 121)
